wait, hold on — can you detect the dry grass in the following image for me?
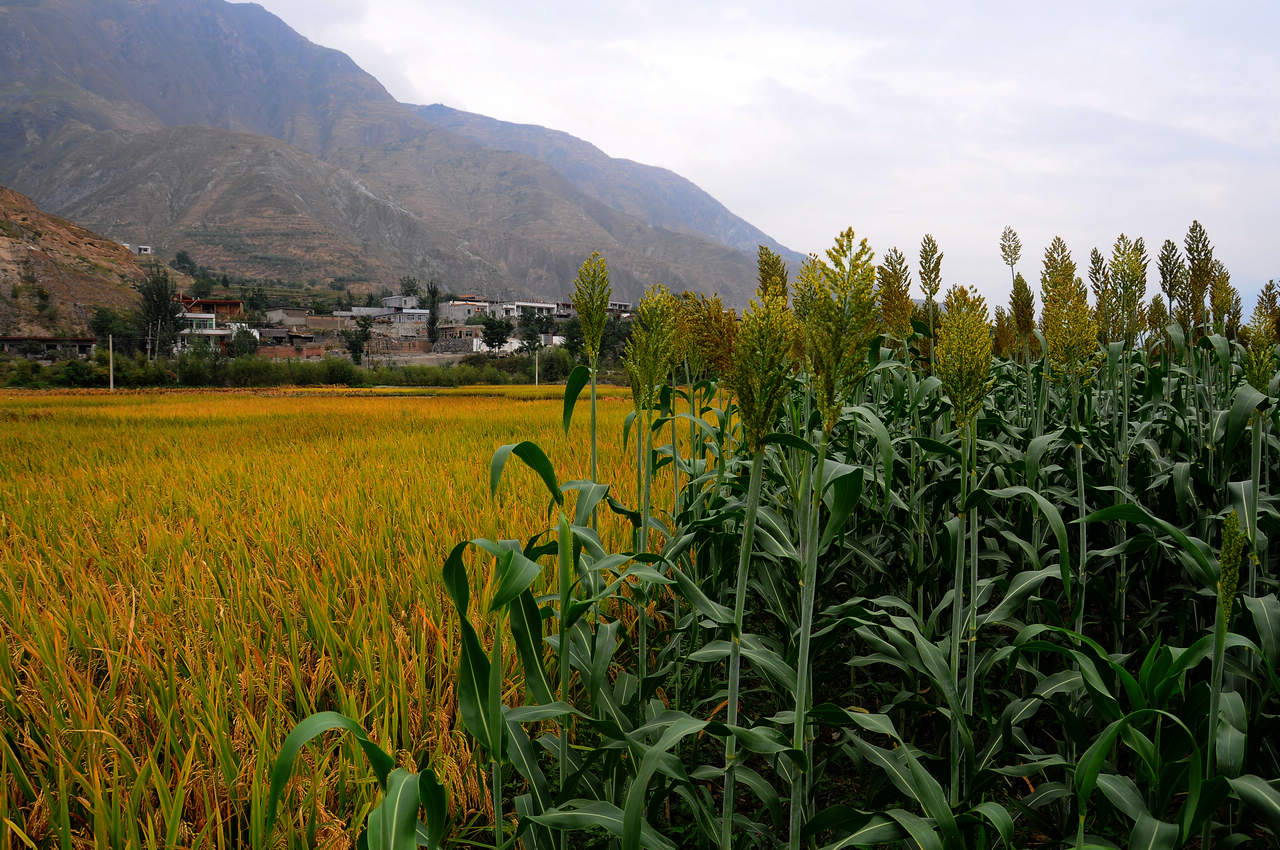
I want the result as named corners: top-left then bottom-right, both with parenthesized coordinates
top-left (0, 387), bottom-right (638, 848)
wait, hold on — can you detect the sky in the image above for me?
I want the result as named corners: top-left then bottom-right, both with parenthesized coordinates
top-left (249, 0), bottom-right (1279, 308)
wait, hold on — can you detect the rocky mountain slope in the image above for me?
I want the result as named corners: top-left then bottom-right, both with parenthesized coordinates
top-left (416, 104), bottom-right (806, 270)
top-left (0, 0), bottom-right (796, 307)
top-left (0, 186), bottom-right (142, 337)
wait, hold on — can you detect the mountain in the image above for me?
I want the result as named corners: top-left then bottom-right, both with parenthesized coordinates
top-left (0, 0), bottom-right (798, 307)
top-left (416, 104), bottom-right (806, 270)
top-left (0, 186), bottom-right (142, 337)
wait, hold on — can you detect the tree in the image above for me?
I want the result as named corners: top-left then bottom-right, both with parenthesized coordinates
top-left (229, 327), bottom-right (259, 357)
top-left (138, 262), bottom-right (184, 356)
top-left (425, 279), bottom-right (441, 344)
top-left (563, 316), bottom-right (585, 360)
top-left (191, 275), bottom-right (213, 299)
top-left (481, 316), bottom-right (514, 351)
top-left (171, 250), bottom-right (198, 276)
top-left (341, 315), bottom-right (374, 364)
top-left (399, 276), bottom-right (421, 298)
top-left (246, 285), bottom-right (268, 313)
top-left (91, 307), bottom-right (135, 352)
top-left (999, 226), bottom-right (1021, 284)
top-left (518, 307), bottom-right (553, 354)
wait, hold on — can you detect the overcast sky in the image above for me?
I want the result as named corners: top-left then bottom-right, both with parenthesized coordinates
top-left (250, 0), bottom-right (1278, 307)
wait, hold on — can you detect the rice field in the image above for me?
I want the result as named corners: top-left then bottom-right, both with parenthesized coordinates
top-left (0, 387), bottom-right (636, 847)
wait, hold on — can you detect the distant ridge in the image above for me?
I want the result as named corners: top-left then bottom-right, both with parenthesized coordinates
top-left (416, 104), bottom-right (807, 271)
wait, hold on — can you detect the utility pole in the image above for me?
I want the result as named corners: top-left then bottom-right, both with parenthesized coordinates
top-left (147, 323), bottom-right (153, 362)
top-left (108, 334), bottom-right (114, 390)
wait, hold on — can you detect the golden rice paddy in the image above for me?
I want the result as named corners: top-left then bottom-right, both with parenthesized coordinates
top-left (0, 386), bottom-right (637, 847)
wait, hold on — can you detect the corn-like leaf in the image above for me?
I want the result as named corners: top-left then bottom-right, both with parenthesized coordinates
top-left (561, 365), bottom-right (590, 434)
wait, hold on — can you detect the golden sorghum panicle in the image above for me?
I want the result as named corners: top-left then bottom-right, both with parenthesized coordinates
top-left (877, 247), bottom-right (914, 341)
top-left (919, 234), bottom-right (943, 307)
top-left (1010, 271), bottom-right (1035, 343)
top-left (1110, 234), bottom-right (1148, 348)
top-left (993, 306), bottom-right (1016, 358)
top-left (1243, 304), bottom-right (1277, 394)
top-left (1219, 511), bottom-right (1245, 624)
top-left (1147, 294), bottom-right (1169, 338)
top-left (936, 285), bottom-right (994, 429)
top-left (623, 284), bottom-right (677, 409)
top-left (571, 252), bottom-right (612, 367)
top-left (688, 293), bottom-right (737, 380)
top-left (1089, 247), bottom-right (1116, 344)
top-left (676, 291), bottom-right (707, 376)
top-left (1040, 236), bottom-right (1101, 383)
top-left (758, 246), bottom-right (789, 299)
top-left (731, 288), bottom-right (797, 450)
top-left (794, 227), bottom-right (879, 432)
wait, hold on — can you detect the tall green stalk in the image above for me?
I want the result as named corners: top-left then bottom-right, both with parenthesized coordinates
top-left (638, 406), bottom-right (652, 691)
top-left (1205, 512), bottom-right (1243, 845)
top-left (950, 424), bottom-right (971, 806)
top-left (721, 451), bottom-right (765, 850)
top-left (965, 428), bottom-right (980, 714)
top-left (1249, 410), bottom-right (1263, 597)
top-left (556, 512), bottom-right (572, 850)
top-left (788, 429), bottom-right (829, 850)
top-left (489, 609), bottom-right (505, 850)
top-left (1073, 379), bottom-right (1088, 636)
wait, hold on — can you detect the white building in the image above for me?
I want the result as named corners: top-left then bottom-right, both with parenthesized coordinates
top-left (265, 307), bottom-right (309, 327)
top-left (177, 312), bottom-right (231, 351)
top-left (440, 300), bottom-right (494, 324)
top-left (381, 294), bottom-right (420, 310)
top-left (501, 301), bottom-right (556, 319)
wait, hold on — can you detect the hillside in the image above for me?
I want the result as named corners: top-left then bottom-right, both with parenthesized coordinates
top-left (0, 186), bottom-right (142, 337)
top-left (416, 104), bottom-right (807, 270)
top-left (0, 0), bottom-right (794, 306)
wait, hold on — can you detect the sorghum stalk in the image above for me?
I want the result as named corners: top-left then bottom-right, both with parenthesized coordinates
top-left (1244, 311), bottom-right (1275, 596)
top-left (556, 511), bottom-right (572, 850)
top-left (789, 429), bottom-right (829, 850)
top-left (489, 609), bottom-right (505, 850)
top-left (935, 284), bottom-right (995, 805)
top-left (1205, 512), bottom-right (1244, 845)
top-left (723, 268), bottom-right (796, 848)
top-left (721, 451), bottom-right (764, 850)
top-left (571, 252), bottom-right (611, 522)
top-left (1250, 411), bottom-right (1263, 597)
top-left (966, 426), bottom-right (979, 714)
top-left (1073, 378), bottom-right (1087, 636)
top-left (950, 423), bottom-right (970, 805)
top-left (638, 404), bottom-right (652, 688)
top-left (1117, 358), bottom-right (1131, 646)
top-left (787, 230), bottom-right (878, 849)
